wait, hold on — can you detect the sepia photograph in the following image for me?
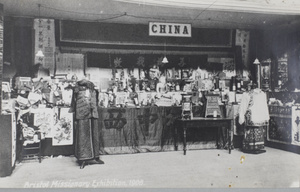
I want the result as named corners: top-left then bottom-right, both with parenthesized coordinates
top-left (0, 0), bottom-right (300, 191)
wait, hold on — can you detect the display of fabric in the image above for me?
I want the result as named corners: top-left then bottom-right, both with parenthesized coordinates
top-left (98, 106), bottom-right (224, 155)
top-left (238, 88), bottom-right (270, 153)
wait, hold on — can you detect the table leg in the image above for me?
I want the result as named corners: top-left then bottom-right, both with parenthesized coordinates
top-left (20, 143), bottom-right (24, 162)
top-left (253, 128), bottom-right (256, 151)
top-left (216, 127), bottom-right (220, 149)
top-left (183, 127), bottom-right (187, 155)
top-left (39, 141), bottom-right (42, 163)
top-left (174, 124), bottom-right (178, 151)
top-left (228, 123), bottom-right (231, 154)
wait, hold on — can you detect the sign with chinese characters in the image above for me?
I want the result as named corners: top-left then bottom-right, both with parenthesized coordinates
top-left (149, 22), bottom-right (191, 37)
top-left (34, 18), bottom-right (55, 75)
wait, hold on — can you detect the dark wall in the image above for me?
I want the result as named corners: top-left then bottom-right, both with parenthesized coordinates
top-left (3, 17), bottom-right (34, 79)
top-left (262, 29), bottom-right (300, 90)
top-left (247, 29), bottom-right (300, 90)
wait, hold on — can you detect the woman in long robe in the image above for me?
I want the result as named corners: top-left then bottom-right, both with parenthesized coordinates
top-left (239, 83), bottom-right (269, 153)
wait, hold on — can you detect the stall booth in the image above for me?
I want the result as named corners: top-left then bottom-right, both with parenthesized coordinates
top-left (1, 10), bottom-right (300, 177)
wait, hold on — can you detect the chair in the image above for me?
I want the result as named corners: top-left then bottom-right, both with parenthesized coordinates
top-left (20, 128), bottom-right (42, 163)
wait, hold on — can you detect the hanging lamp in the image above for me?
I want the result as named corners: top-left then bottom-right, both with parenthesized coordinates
top-left (253, 58), bottom-right (260, 64)
top-left (253, 35), bottom-right (261, 89)
top-left (162, 41), bottom-right (168, 63)
top-left (36, 4), bottom-right (44, 58)
top-left (253, 36), bottom-right (259, 65)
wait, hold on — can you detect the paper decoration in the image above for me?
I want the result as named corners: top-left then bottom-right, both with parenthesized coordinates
top-left (221, 58), bottom-right (236, 78)
top-left (34, 19), bottom-right (55, 74)
top-left (131, 68), bottom-right (138, 79)
top-left (28, 92), bottom-right (43, 104)
top-left (61, 89), bottom-right (73, 106)
top-left (115, 92), bottom-right (128, 105)
top-left (33, 108), bottom-right (54, 138)
top-left (52, 108), bottom-right (73, 146)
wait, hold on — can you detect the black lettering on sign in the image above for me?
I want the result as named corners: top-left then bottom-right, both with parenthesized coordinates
top-left (104, 108), bottom-right (127, 130)
top-left (137, 109), bottom-right (158, 137)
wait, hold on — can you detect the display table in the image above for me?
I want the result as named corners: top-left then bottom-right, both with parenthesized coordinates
top-left (98, 105), bottom-right (230, 154)
top-left (98, 106), bottom-right (183, 154)
top-left (19, 105), bottom-right (231, 156)
top-left (268, 105), bottom-right (292, 144)
top-left (174, 118), bottom-right (232, 155)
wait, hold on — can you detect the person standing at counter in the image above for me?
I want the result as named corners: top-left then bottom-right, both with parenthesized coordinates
top-left (238, 82), bottom-right (270, 154)
top-left (70, 79), bottom-right (104, 169)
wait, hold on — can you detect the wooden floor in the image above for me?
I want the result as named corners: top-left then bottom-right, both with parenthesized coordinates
top-left (0, 147), bottom-right (300, 189)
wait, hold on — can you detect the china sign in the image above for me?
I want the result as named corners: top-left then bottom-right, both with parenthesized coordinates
top-left (149, 22), bottom-right (191, 37)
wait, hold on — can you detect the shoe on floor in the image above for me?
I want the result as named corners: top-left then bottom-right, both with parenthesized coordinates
top-left (95, 159), bottom-right (105, 164)
top-left (87, 159), bottom-right (104, 164)
top-left (79, 161), bottom-right (86, 169)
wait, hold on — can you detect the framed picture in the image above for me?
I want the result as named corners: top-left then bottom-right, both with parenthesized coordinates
top-left (181, 69), bottom-right (190, 80)
top-left (260, 59), bottom-right (271, 91)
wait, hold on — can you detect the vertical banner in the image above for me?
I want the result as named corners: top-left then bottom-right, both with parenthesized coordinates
top-left (0, 4), bottom-right (3, 114)
top-left (235, 29), bottom-right (250, 69)
top-left (34, 18), bottom-right (55, 75)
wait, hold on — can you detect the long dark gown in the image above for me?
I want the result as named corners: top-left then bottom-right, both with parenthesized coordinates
top-left (70, 80), bottom-right (100, 161)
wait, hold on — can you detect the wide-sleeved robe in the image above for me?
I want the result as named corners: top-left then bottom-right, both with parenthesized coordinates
top-left (70, 80), bottom-right (99, 161)
top-left (239, 88), bottom-right (269, 152)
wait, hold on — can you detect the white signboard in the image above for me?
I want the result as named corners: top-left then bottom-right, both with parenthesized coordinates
top-left (149, 22), bottom-right (191, 37)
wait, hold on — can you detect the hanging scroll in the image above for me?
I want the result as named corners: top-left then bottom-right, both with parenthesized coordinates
top-left (235, 29), bottom-right (250, 69)
top-left (34, 18), bottom-right (55, 75)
